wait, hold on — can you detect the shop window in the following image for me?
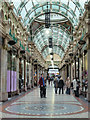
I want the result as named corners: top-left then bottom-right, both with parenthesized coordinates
top-left (5, 14), bottom-right (7, 20)
top-left (0, 9), bottom-right (4, 20)
top-left (7, 52), bottom-right (17, 94)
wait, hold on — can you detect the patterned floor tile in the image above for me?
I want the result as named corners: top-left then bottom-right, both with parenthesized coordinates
top-left (0, 85), bottom-right (89, 118)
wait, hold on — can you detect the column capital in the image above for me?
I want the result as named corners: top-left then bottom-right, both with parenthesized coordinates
top-left (87, 38), bottom-right (90, 50)
top-left (84, 1), bottom-right (90, 11)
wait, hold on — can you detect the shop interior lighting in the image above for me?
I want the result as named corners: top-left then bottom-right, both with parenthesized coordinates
top-left (12, 55), bottom-right (15, 58)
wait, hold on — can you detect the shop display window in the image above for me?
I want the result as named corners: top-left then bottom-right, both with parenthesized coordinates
top-left (7, 52), bottom-right (17, 93)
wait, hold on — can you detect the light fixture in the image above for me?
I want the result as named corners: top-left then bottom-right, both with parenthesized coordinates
top-left (65, 59), bottom-right (68, 63)
top-left (50, 52), bottom-right (53, 55)
top-left (12, 55), bottom-right (15, 58)
top-left (78, 40), bottom-right (86, 45)
top-left (45, 2), bottom-right (50, 28)
top-left (49, 48), bottom-right (52, 53)
top-left (45, 29), bottom-right (50, 34)
top-left (20, 50), bottom-right (25, 54)
top-left (49, 37), bottom-right (52, 48)
top-left (51, 58), bottom-right (53, 60)
top-left (50, 55), bottom-right (53, 58)
top-left (8, 40), bottom-right (16, 45)
top-left (69, 52), bottom-right (73, 57)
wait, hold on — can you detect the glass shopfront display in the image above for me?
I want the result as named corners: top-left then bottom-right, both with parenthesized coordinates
top-left (82, 53), bottom-right (88, 98)
top-left (26, 62), bottom-right (29, 88)
top-left (19, 58), bottom-right (24, 92)
top-left (7, 51), bottom-right (17, 96)
top-left (34, 65), bottom-right (37, 86)
top-left (76, 58), bottom-right (79, 79)
top-left (0, 49), bottom-right (1, 93)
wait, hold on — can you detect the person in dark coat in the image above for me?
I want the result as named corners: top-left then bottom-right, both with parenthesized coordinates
top-left (39, 74), bottom-right (46, 98)
top-left (58, 76), bottom-right (64, 94)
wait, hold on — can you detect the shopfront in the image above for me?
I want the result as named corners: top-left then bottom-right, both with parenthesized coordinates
top-left (19, 57), bottom-right (24, 92)
top-left (26, 61), bottom-right (29, 89)
top-left (82, 50), bottom-right (88, 98)
top-left (7, 49), bottom-right (17, 97)
top-left (34, 64), bottom-right (37, 86)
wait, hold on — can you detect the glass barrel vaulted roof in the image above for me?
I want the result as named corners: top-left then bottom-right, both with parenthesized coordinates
top-left (8, 0), bottom-right (88, 60)
top-left (33, 24), bottom-right (72, 59)
top-left (9, 0), bottom-right (88, 27)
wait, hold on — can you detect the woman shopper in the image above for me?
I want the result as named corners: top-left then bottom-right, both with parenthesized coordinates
top-left (58, 76), bottom-right (64, 94)
top-left (73, 78), bottom-right (77, 96)
top-left (66, 77), bottom-right (71, 95)
top-left (54, 76), bottom-right (58, 94)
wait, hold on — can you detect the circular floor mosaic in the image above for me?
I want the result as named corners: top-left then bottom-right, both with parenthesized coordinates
top-left (5, 103), bottom-right (84, 116)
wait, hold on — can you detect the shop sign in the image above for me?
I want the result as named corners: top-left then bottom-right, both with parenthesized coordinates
top-left (9, 29), bottom-right (17, 43)
top-left (27, 47), bottom-right (30, 53)
top-left (19, 41), bottom-right (25, 50)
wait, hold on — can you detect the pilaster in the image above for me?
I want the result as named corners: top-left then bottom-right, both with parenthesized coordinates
top-left (16, 55), bottom-right (19, 94)
top-left (28, 62), bottom-right (31, 89)
top-left (87, 38), bottom-right (90, 101)
top-left (24, 59), bottom-right (27, 91)
top-left (0, 46), bottom-right (8, 101)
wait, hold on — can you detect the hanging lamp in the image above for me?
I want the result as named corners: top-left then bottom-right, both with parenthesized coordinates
top-left (45, 2), bottom-right (50, 28)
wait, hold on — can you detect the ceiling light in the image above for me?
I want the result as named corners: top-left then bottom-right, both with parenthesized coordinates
top-left (12, 55), bottom-right (15, 58)
top-left (49, 48), bottom-right (52, 53)
top-left (45, 29), bottom-right (50, 34)
top-left (50, 55), bottom-right (53, 58)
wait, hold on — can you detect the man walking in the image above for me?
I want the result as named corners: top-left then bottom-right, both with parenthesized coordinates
top-left (58, 76), bottom-right (64, 94)
top-left (39, 74), bottom-right (46, 98)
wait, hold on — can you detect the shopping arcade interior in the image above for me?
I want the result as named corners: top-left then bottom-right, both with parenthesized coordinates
top-left (0, 0), bottom-right (90, 103)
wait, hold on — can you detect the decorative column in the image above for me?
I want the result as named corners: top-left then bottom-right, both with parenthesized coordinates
top-left (43, 68), bottom-right (45, 78)
top-left (31, 60), bottom-right (34, 88)
top-left (0, 38), bottom-right (8, 101)
top-left (74, 57), bottom-right (76, 79)
top-left (28, 60), bottom-right (32, 89)
top-left (78, 58), bottom-right (80, 79)
top-left (79, 57), bottom-right (82, 87)
top-left (37, 64), bottom-right (39, 84)
top-left (71, 62), bottom-right (73, 81)
top-left (67, 64), bottom-right (69, 78)
top-left (69, 63), bottom-right (71, 81)
top-left (85, 1), bottom-right (90, 101)
top-left (24, 58), bottom-right (27, 91)
top-left (87, 42), bottom-right (90, 101)
top-left (16, 50), bottom-right (20, 94)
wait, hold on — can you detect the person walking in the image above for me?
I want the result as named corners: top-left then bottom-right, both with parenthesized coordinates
top-left (73, 78), bottom-right (77, 96)
top-left (39, 74), bottom-right (46, 98)
top-left (66, 77), bottom-right (71, 95)
top-left (58, 76), bottom-right (64, 94)
top-left (54, 76), bottom-right (58, 94)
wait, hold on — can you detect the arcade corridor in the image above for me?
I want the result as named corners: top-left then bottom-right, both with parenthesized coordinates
top-left (0, 85), bottom-right (89, 119)
top-left (0, 0), bottom-right (90, 119)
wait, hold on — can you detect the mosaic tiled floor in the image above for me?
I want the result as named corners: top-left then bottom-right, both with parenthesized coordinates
top-left (0, 85), bottom-right (89, 118)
